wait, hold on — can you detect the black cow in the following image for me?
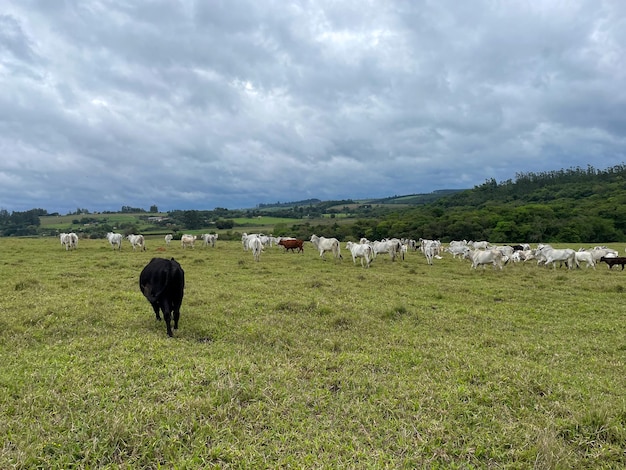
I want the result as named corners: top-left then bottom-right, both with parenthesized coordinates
top-left (139, 257), bottom-right (185, 337)
top-left (600, 256), bottom-right (626, 270)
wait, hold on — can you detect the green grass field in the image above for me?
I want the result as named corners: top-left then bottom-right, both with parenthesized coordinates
top-left (1, 238), bottom-right (625, 468)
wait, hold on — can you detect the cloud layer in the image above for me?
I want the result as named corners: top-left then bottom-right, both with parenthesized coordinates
top-left (1, 1), bottom-right (625, 213)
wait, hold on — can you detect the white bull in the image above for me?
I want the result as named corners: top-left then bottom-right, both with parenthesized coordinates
top-left (60, 232), bottom-right (78, 251)
top-left (242, 233), bottom-right (261, 251)
top-left (445, 243), bottom-right (467, 259)
top-left (181, 234), bottom-right (197, 249)
top-left (464, 248), bottom-right (504, 270)
top-left (106, 232), bottom-right (123, 251)
top-left (201, 233), bottom-right (218, 247)
top-left (423, 239), bottom-right (441, 265)
top-left (372, 239), bottom-right (402, 262)
top-left (469, 240), bottom-right (490, 250)
top-left (164, 234), bottom-right (173, 245)
top-left (589, 247), bottom-right (618, 263)
top-left (127, 234), bottom-right (146, 251)
top-left (250, 235), bottom-right (263, 261)
top-left (346, 241), bottom-right (373, 268)
top-left (537, 246), bottom-right (575, 269)
top-left (574, 251), bottom-right (596, 269)
top-left (310, 235), bottom-right (342, 260)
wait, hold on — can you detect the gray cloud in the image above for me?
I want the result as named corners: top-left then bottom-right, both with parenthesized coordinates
top-left (1, 0), bottom-right (624, 213)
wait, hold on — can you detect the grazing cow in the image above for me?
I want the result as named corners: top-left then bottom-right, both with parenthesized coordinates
top-left (181, 234), bottom-right (197, 249)
top-left (278, 238), bottom-right (304, 253)
top-left (106, 232), bottom-right (123, 251)
top-left (372, 239), bottom-right (402, 262)
top-left (139, 257), bottom-right (185, 337)
top-left (60, 232), bottom-right (78, 250)
top-left (464, 248), bottom-right (504, 270)
top-left (127, 234), bottom-right (146, 251)
top-left (445, 242), bottom-right (468, 259)
top-left (249, 236), bottom-right (263, 261)
top-left (600, 256), bottom-right (626, 270)
top-left (201, 233), bottom-right (218, 247)
top-left (164, 234), bottom-right (173, 245)
top-left (346, 241), bottom-right (373, 268)
top-left (310, 234), bottom-right (342, 260)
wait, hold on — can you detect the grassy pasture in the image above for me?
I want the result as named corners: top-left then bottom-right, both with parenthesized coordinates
top-left (231, 217), bottom-right (301, 226)
top-left (1, 238), bottom-right (625, 468)
top-left (40, 213), bottom-right (163, 233)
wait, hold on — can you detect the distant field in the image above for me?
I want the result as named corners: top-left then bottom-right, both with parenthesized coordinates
top-left (40, 213), bottom-right (165, 231)
top-left (1, 238), bottom-right (624, 467)
top-left (231, 216), bottom-right (301, 226)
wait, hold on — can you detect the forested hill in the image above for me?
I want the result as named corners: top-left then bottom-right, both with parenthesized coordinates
top-left (378, 164), bottom-right (626, 243)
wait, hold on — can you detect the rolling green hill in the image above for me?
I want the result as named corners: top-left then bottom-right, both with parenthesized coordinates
top-left (3, 164), bottom-right (626, 243)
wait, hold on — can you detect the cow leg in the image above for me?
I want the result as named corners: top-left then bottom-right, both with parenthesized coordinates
top-left (151, 302), bottom-right (161, 321)
top-left (173, 307), bottom-right (180, 330)
top-left (162, 306), bottom-right (173, 337)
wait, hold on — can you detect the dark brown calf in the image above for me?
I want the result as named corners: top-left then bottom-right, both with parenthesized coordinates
top-left (600, 256), bottom-right (626, 270)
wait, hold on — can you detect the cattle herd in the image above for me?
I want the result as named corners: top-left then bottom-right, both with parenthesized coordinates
top-left (56, 231), bottom-right (624, 337)
top-left (239, 234), bottom-right (624, 271)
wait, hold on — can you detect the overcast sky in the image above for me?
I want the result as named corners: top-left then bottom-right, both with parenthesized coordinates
top-left (1, 1), bottom-right (625, 213)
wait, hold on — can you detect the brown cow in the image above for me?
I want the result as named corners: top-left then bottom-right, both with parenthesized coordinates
top-left (278, 238), bottom-right (304, 253)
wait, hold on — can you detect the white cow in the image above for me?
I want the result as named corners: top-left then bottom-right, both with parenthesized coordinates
top-left (446, 240), bottom-right (468, 259)
top-left (574, 251), bottom-right (596, 269)
top-left (589, 247), bottom-right (618, 263)
top-left (419, 238), bottom-right (442, 256)
top-left (127, 234), bottom-right (146, 251)
top-left (464, 248), bottom-right (504, 270)
top-left (106, 232), bottom-right (123, 251)
top-left (181, 234), bottom-right (197, 249)
top-left (241, 233), bottom-right (261, 251)
top-left (164, 234), bottom-right (173, 245)
top-left (469, 240), bottom-right (490, 250)
top-left (372, 239), bottom-right (402, 262)
top-left (60, 232), bottom-right (78, 250)
top-left (493, 245), bottom-right (514, 258)
top-left (346, 241), bottom-right (373, 268)
top-left (201, 233), bottom-right (218, 247)
top-left (250, 236), bottom-right (263, 262)
top-left (310, 234), bottom-right (342, 260)
top-left (536, 245), bottom-right (575, 269)
top-left (422, 239), bottom-right (440, 265)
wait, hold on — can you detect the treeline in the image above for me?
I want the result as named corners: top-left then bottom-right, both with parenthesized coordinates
top-left (4, 164), bottom-right (626, 243)
top-left (257, 198), bottom-right (321, 208)
top-left (0, 209), bottom-right (46, 236)
top-left (362, 164), bottom-right (626, 243)
top-left (266, 164), bottom-right (626, 243)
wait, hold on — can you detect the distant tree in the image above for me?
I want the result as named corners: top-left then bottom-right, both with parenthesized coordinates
top-left (215, 219), bottom-right (234, 230)
top-left (121, 206), bottom-right (145, 213)
top-left (182, 210), bottom-right (203, 230)
top-left (149, 205), bottom-right (158, 213)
